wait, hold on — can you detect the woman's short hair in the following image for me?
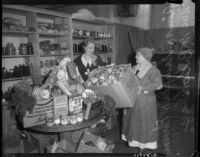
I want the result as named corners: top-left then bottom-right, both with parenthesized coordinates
top-left (82, 38), bottom-right (95, 48)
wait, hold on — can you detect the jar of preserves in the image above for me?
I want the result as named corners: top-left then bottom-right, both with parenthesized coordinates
top-left (20, 43), bottom-right (27, 55)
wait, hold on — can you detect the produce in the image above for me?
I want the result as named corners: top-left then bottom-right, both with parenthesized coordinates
top-left (85, 64), bottom-right (131, 87)
top-left (41, 56), bottom-right (85, 96)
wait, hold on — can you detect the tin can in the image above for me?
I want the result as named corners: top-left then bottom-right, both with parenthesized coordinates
top-left (46, 112), bottom-right (54, 127)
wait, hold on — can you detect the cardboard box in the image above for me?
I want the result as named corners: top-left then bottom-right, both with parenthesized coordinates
top-left (76, 131), bottom-right (108, 153)
top-left (89, 68), bottom-right (139, 108)
top-left (53, 95), bottom-right (68, 117)
top-left (68, 95), bottom-right (83, 114)
top-left (23, 98), bottom-right (54, 128)
top-left (27, 131), bottom-right (58, 153)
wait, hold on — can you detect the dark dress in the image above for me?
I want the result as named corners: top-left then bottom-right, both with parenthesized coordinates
top-left (74, 55), bottom-right (104, 82)
top-left (122, 66), bottom-right (163, 149)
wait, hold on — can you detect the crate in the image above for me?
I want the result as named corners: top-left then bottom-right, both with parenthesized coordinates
top-left (76, 131), bottom-right (110, 153)
top-left (89, 66), bottom-right (139, 108)
top-left (26, 131), bottom-right (58, 153)
top-left (22, 98), bottom-right (54, 128)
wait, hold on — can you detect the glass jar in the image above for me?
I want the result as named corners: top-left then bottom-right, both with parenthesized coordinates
top-left (20, 43), bottom-right (27, 55)
top-left (2, 47), bottom-right (7, 55)
top-left (70, 114), bottom-right (77, 124)
top-left (61, 114), bottom-right (69, 125)
top-left (76, 112), bottom-right (83, 122)
top-left (6, 43), bottom-right (15, 55)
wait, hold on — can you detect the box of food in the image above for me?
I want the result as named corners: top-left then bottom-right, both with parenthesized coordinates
top-left (53, 95), bottom-right (69, 118)
top-left (86, 64), bottom-right (139, 108)
top-left (27, 131), bottom-right (58, 153)
top-left (76, 131), bottom-right (113, 153)
top-left (68, 95), bottom-right (83, 114)
top-left (23, 98), bottom-right (54, 128)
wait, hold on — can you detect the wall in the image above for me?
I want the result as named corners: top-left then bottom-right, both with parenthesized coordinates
top-left (55, 5), bottom-right (119, 23)
top-left (118, 5), bottom-right (151, 30)
top-left (151, 0), bottom-right (195, 29)
top-left (54, 4), bottom-right (150, 29)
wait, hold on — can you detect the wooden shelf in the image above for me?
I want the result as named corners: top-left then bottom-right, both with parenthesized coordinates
top-left (72, 18), bottom-right (112, 25)
top-left (2, 75), bottom-right (40, 82)
top-left (40, 54), bottom-right (68, 57)
top-left (39, 32), bottom-right (67, 37)
top-left (73, 52), bottom-right (113, 56)
top-left (2, 30), bottom-right (36, 35)
top-left (2, 55), bottom-right (35, 58)
top-left (73, 36), bottom-right (113, 40)
top-left (72, 17), bottom-right (115, 64)
top-left (2, 5), bottom-right (72, 91)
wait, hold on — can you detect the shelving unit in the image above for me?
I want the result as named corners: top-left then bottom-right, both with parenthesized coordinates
top-left (2, 5), bottom-right (72, 93)
top-left (2, 5), bottom-right (116, 94)
top-left (71, 18), bottom-right (116, 64)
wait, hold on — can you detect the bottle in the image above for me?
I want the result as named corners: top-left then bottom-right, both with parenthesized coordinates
top-left (40, 61), bottom-right (46, 76)
top-left (73, 43), bottom-right (76, 53)
top-left (27, 42), bottom-right (34, 55)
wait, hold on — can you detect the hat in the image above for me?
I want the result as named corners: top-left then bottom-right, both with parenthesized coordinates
top-left (137, 47), bottom-right (154, 61)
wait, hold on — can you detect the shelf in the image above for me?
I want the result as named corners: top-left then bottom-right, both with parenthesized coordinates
top-left (73, 51), bottom-right (113, 55)
top-left (2, 75), bottom-right (40, 82)
top-left (2, 30), bottom-right (36, 35)
top-left (39, 32), bottom-right (67, 37)
top-left (2, 55), bottom-right (35, 58)
top-left (73, 36), bottom-right (113, 40)
top-left (40, 54), bottom-right (68, 57)
top-left (72, 18), bottom-right (112, 25)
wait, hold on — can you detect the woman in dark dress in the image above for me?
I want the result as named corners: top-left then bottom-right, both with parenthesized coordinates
top-left (74, 38), bottom-right (104, 82)
top-left (122, 47), bottom-right (163, 153)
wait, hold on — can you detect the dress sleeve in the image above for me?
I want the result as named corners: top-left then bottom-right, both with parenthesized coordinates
top-left (142, 67), bottom-right (163, 92)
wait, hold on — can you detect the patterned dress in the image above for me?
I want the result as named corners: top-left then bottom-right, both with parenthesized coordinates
top-left (122, 65), bottom-right (163, 149)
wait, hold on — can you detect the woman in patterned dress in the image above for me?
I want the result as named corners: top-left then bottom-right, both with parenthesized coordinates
top-left (122, 47), bottom-right (163, 153)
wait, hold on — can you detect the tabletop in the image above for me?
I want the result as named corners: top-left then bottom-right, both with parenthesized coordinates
top-left (28, 109), bottom-right (105, 133)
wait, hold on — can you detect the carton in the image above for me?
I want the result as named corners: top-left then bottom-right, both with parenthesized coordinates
top-left (22, 98), bottom-right (54, 128)
top-left (26, 131), bottom-right (58, 153)
top-left (76, 131), bottom-right (110, 153)
top-left (53, 95), bottom-right (68, 117)
top-left (89, 67), bottom-right (139, 108)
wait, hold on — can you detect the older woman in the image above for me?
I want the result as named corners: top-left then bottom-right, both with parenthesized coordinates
top-left (122, 47), bottom-right (163, 153)
top-left (74, 38), bottom-right (104, 82)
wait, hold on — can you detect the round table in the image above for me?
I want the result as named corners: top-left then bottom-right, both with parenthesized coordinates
top-left (27, 109), bottom-right (105, 153)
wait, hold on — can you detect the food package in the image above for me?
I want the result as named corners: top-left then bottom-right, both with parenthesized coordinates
top-left (86, 64), bottom-right (139, 108)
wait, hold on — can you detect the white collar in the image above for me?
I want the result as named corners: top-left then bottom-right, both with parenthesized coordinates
top-left (81, 54), bottom-right (93, 67)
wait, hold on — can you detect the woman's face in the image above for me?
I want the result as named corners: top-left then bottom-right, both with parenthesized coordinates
top-left (84, 42), bottom-right (95, 56)
top-left (135, 52), bottom-right (146, 64)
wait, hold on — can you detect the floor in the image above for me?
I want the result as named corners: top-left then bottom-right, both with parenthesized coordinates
top-left (2, 100), bottom-right (195, 156)
top-left (106, 100), bottom-right (195, 157)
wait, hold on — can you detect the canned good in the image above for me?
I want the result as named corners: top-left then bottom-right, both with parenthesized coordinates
top-left (54, 115), bottom-right (61, 125)
top-left (70, 114), bottom-right (77, 124)
top-left (61, 114), bottom-right (68, 125)
top-left (76, 112), bottom-right (83, 122)
top-left (46, 112), bottom-right (54, 127)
